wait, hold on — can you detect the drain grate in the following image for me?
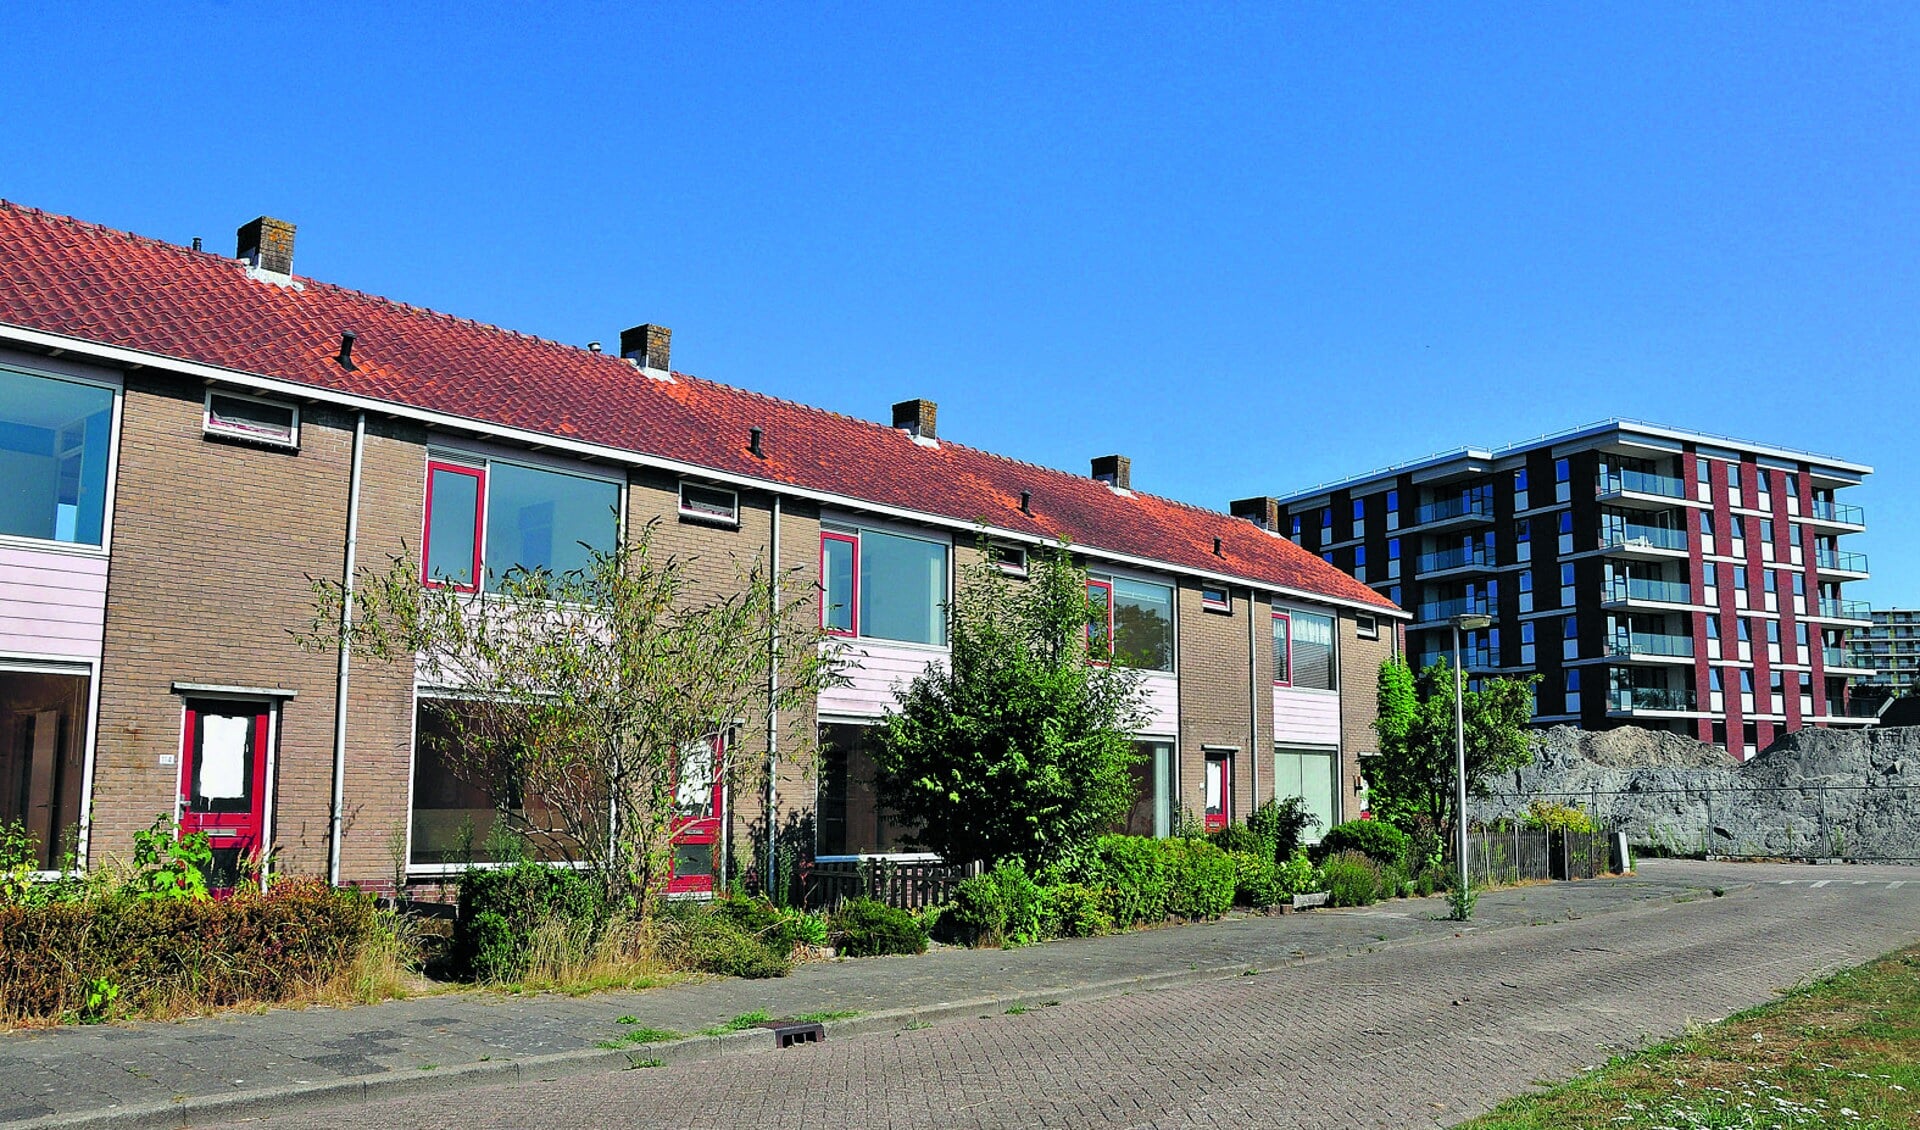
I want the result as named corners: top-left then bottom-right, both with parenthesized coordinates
top-left (768, 1022), bottom-right (824, 1048)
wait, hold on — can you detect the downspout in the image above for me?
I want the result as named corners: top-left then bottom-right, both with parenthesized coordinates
top-left (765, 495), bottom-right (782, 893)
top-left (1247, 587), bottom-right (1259, 814)
top-left (328, 410), bottom-right (366, 888)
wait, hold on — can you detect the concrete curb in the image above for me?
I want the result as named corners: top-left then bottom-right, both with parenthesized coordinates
top-left (18, 877), bottom-right (1729, 1129)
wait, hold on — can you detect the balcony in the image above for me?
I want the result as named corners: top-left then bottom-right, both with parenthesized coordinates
top-left (1600, 523), bottom-right (1690, 560)
top-left (1815, 548), bottom-right (1870, 578)
top-left (1811, 597), bottom-right (1873, 626)
top-left (1415, 546), bottom-right (1495, 575)
top-left (1824, 648), bottom-right (1877, 675)
top-left (1597, 469), bottom-right (1687, 506)
top-left (1411, 495), bottom-right (1495, 530)
top-left (1607, 632), bottom-right (1695, 661)
top-left (1609, 686), bottom-right (1699, 714)
top-left (1412, 596), bottom-right (1493, 626)
top-left (1601, 577), bottom-right (1692, 607)
top-left (1807, 499), bottom-right (1866, 529)
top-left (1821, 698), bottom-right (1882, 724)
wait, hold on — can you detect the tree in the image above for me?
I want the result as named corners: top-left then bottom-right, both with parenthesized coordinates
top-left (300, 520), bottom-right (840, 913)
top-left (872, 543), bottom-right (1150, 869)
top-left (1368, 656), bottom-right (1537, 840)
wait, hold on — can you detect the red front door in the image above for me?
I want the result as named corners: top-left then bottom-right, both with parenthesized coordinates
top-left (1204, 753), bottom-right (1231, 833)
top-left (178, 700), bottom-right (271, 889)
top-left (668, 735), bottom-right (726, 895)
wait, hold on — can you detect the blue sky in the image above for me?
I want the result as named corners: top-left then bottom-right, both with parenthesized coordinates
top-left (3, 4), bottom-right (1915, 600)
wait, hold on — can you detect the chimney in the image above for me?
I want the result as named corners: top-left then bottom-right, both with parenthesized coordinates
top-left (236, 216), bottom-right (296, 275)
top-left (1231, 496), bottom-right (1282, 531)
top-left (620, 324), bottom-right (672, 373)
top-left (1091, 454), bottom-right (1131, 491)
top-left (892, 399), bottom-right (937, 441)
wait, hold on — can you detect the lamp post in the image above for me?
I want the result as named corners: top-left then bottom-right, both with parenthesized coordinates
top-left (1451, 612), bottom-right (1493, 903)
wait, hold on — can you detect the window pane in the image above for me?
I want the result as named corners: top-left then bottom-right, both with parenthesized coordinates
top-left (1290, 610), bottom-right (1335, 690)
top-left (1119, 740), bottom-right (1174, 838)
top-left (1272, 614), bottom-right (1291, 683)
top-left (407, 699), bottom-right (574, 866)
top-left (0, 670), bottom-right (89, 869)
top-left (816, 722), bottom-right (916, 855)
top-left (822, 535), bottom-right (855, 633)
top-left (1113, 579), bottom-right (1174, 671)
top-left (0, 369), bottom-right (114, 546)
top-left (425, 466), bottom-right (481, 587)
top-left (860, 530), bottom-right (947, 645)
top-left (483, 462), bottom-right (619, 590)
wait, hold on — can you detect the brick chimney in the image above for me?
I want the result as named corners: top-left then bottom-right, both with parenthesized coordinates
top-left (892, 399), bottom-right (937, 441)
top-left (236, 216), bottom-right (296, 276)
top-left (1091, 455), bottom-right (1131, 490)
top-left (1231, 496), bottom-right (1282, 531)
top-left (620, 324), bottom-right (672, 374)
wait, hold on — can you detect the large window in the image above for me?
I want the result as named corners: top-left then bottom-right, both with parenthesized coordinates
top-left (407, 698), bottom-right (575, 867)
top-left (1118, 740), bottom-right (1174, 838)
top-left (0, 669), bottom-right (90, 870)
top-left (816, 722), bottom-right (917, 856)
top-left (1279, 608), bottom-right (1336, 690)
top-left (422, 457), bottom-right (621, 593)
top-left (0, 369), bottom-right (114, 547)
top-left (818, 526), bottom-right (950, 646)
top-left (1274, 747), bottom-right (1337, 842)
top-left (1086, 574), bottom-right (1174, 671)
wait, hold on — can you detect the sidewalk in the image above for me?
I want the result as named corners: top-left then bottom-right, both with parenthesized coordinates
top-left (1, 866), bottom-right (1729, 1129)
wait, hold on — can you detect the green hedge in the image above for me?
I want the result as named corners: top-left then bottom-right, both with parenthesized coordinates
top-left (455, 862), bottom-right (614, 982)
top-left (1162, 839), bottom-right (1234, 920)
top-left (829, 897), bottom-right (928, 956)
top-left (0, 878), bottom-right (376, 1022)
top-left (1313, 820), bottom-right (1411, 872)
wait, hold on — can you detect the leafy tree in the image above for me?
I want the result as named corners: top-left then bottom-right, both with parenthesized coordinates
top-left (1368, 656), bottom-right (1537, 840)
top-left (301, 520), bottom-right (840, 914)
top-left (872, 542), bottom-right (1150, 869)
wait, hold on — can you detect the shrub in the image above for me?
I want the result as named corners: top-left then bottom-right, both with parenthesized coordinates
top-left (1313, 820), bottom-right (1410, 871)
top-left (829, 897), bottom-right (928, 956)
top-left (947, 874), bottom-right (1007, 946)
top-left (654, 902), bottom-right (794, 978)
top-left (1274, 847), bottom-right (1319, 897)
top-left (947, 861), bottom-right (1046, 947)
top-left (1375, 863), bottom-right (1411, 901)
top-left (712, 893), bottom-right (815, 955)
top-left (455, 862), bottom-right (613, 982)
top-left (1523, 800), bottom-right (1599, 834)
top-left (1207, 823), bottom-right (1270, 860)
top-left (1162, 839), bottom-right (1234, 920)
top-left (1413, 861), bottom-right (1453, 897)
top-left (1320, 850), bottom-right (1381, 907)
top-left (1246, 797), bottom-right (1319, 863)
top-left (1092, 835), bottom-right (1171, 926)
top-left (1041, 882), bottom-right (1114, 937)
top-left (1227, 850), bottom-right (1280, 908)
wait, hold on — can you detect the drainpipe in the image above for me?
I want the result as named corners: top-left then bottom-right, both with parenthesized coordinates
top-left (765, 495), bottom-right (782, 893)
top-left (328, 411), bottom-right (366, 887)
top-left (1247, 587), bottom-right (1260, 814)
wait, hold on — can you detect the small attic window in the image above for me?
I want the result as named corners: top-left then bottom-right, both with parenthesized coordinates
top-left (1355, 613), bottom-right (1379, 640)
top-left (1200, 583), bottom-right (1232, 612)
top-left (678, 481), bottom-right (739, 527)
top-left (990, 542), bottom-right (1028, 576)
top-left (204, 390), bottom-right (298, 449)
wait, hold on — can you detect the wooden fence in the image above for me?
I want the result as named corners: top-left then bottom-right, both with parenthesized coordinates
top-left (800, 859), bottom-right (980, 911)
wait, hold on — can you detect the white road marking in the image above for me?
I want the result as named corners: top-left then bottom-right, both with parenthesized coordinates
top-left (1811, 880), bottom-right (1832, 888)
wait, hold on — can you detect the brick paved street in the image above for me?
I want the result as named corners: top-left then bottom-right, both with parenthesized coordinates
top-left (230, 860), bottom-right (1915, 1130)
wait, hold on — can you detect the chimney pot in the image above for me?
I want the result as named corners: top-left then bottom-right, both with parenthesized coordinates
top-left (236, 216), bottom-right (296, 275)
top-left (892, 399), bottom-right (937, 441)
top-left (1019, 490), bottom-right (1032, 514)
top-left (1091, 454), bottom-right (1131, 491)
top-left (749, 426), bottom-right (764, 458)
top-left (588, 341), bottom-right (602, 353)
top-left (191, 236), bottom-right (202, 252)
top-left (1230, 496), bottom-right (1283, 531)
top-left (336, 330), bottom-right (357, 371)
top-left (620, 324), bottom-right (672, 372)
top-left (1213, 536), bottom-right (1224, 557)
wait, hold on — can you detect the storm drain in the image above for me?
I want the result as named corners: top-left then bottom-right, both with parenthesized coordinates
top-left (768, 1022), bottom-right (824, 1048)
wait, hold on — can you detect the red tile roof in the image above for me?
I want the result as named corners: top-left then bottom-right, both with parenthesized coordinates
top-left (0, 202), bottom-right (1396, 613)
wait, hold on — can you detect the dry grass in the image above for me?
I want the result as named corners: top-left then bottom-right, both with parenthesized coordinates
top-left (496, 913), bottom-right (691, 996)
top-left (1463, 945), bottom-right (1920, 1129)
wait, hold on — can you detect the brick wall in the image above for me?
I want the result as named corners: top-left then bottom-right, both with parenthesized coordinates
top-left (1337, 610), bottom-right (1395, 823)
top-left (1176, 581), bottom-right (1255, 824)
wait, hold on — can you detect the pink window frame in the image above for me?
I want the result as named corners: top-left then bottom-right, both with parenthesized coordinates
top-left (1272, 610), bottom-right (1293, 686)
top-left (423, 460), bottom-right (486, 593)
top-left (820, 530), bottom-right (860, 637)
top-left (1086, 578), bottom-right (1114, 662)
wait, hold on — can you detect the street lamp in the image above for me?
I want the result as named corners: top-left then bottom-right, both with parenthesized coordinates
top-left (1451, 612), bottom-right (1493, 904)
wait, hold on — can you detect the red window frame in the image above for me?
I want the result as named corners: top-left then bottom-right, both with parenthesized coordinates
top-left (1086, 578), bottom-right (1114, 661)
top-left (820, 530), bottom-right (859, 637)
top-left (1272, 610), bottom-right (1293, 686)
top-left (423, 460), bottom-right (486, 593)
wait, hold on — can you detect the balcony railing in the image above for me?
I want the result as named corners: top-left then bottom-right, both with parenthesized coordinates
top-left (1413, 495), bottom-right (1494, 525)
top-left (1598, 469), bottom-right (1686, 499)
top-left (1816, 548), bottom-right (1870, 573)
top-left (1603, 577), bottom-right (1692, 604)
top-left (1601, 524), bottom-right (1689, 552)
top-left (1416, 546), bottom-right (1493, 572)
top-left (1824, 647), bottom-right (1871, 670)
top-left (1608, 632), bottom-right (1694, 659)
top-left (1414, 596), bottom-right (1493, 623)
top-left (1816, 597), bottom-right (1872, 621)
top-left (1810, 499), bottom-right (1866, 525)
top-left (1612, 686), bottom-right (1697, 712)
top-left (1825, 698), bottom-right (1883, 719)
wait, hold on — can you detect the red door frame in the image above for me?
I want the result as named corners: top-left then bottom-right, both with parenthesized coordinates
top-left (178, 699), bottom-right (272, 889)
top-left (667, 733), bottom-right (726, 895)
top-left (1203, 753), bottom-right (1231, 832)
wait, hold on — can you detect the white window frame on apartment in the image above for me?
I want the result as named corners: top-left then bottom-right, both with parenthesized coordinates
top-left (988, 541), bottom-right (1028, 577)
top-left (813, 714), bottom-right (941, 863)
top-left (677, 479), bottom-right (740, 527)
top-left (1272, 603), bottom-right (1338, 693)
top-left (0, 360), bottom-right (125, 560)
top-left (819, 513), bottom-right (955, 650)
top-left (1086, 565), bottom-right (1179, 674)
top-left (202, 387), bottom-right (300, 450)
top-left (0, 655), bottom-right (103, 878)
top-left (421, 445), bottom-right (627, 595)
top-left (1199, 582), bottom-right (1233, 613)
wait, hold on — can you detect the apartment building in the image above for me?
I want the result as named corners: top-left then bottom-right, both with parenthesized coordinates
top-left (1265, 421), bottom-right (1873, 761)
top-left (1848, 610), bottom-right (1920, 701)
top-left (0, 203), bottom-right (1404, 890)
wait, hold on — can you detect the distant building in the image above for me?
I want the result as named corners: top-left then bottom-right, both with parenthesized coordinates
top-left (1848, 610), bottom-right (1920, 699)
top-left (1261, 420), bottom-right (1874, 760)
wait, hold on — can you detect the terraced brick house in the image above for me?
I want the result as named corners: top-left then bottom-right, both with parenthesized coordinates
top-left (0, 203), bottom-right (1404, 891)
top-left (1270, 421), bottom-right (1873, 761)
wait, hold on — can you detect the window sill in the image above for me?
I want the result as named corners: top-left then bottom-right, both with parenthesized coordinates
top-left (0, 532), bottom-right (109, 559)
top-left (677, 508), bottom-right (740, 529)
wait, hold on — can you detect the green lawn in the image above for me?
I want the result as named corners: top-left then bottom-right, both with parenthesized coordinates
top-left (1463, 946), bottom-right (1920, 1129)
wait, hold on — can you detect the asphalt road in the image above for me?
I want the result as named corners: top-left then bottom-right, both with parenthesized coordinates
top-left (239, 861), bottom-right (1920, 1130)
